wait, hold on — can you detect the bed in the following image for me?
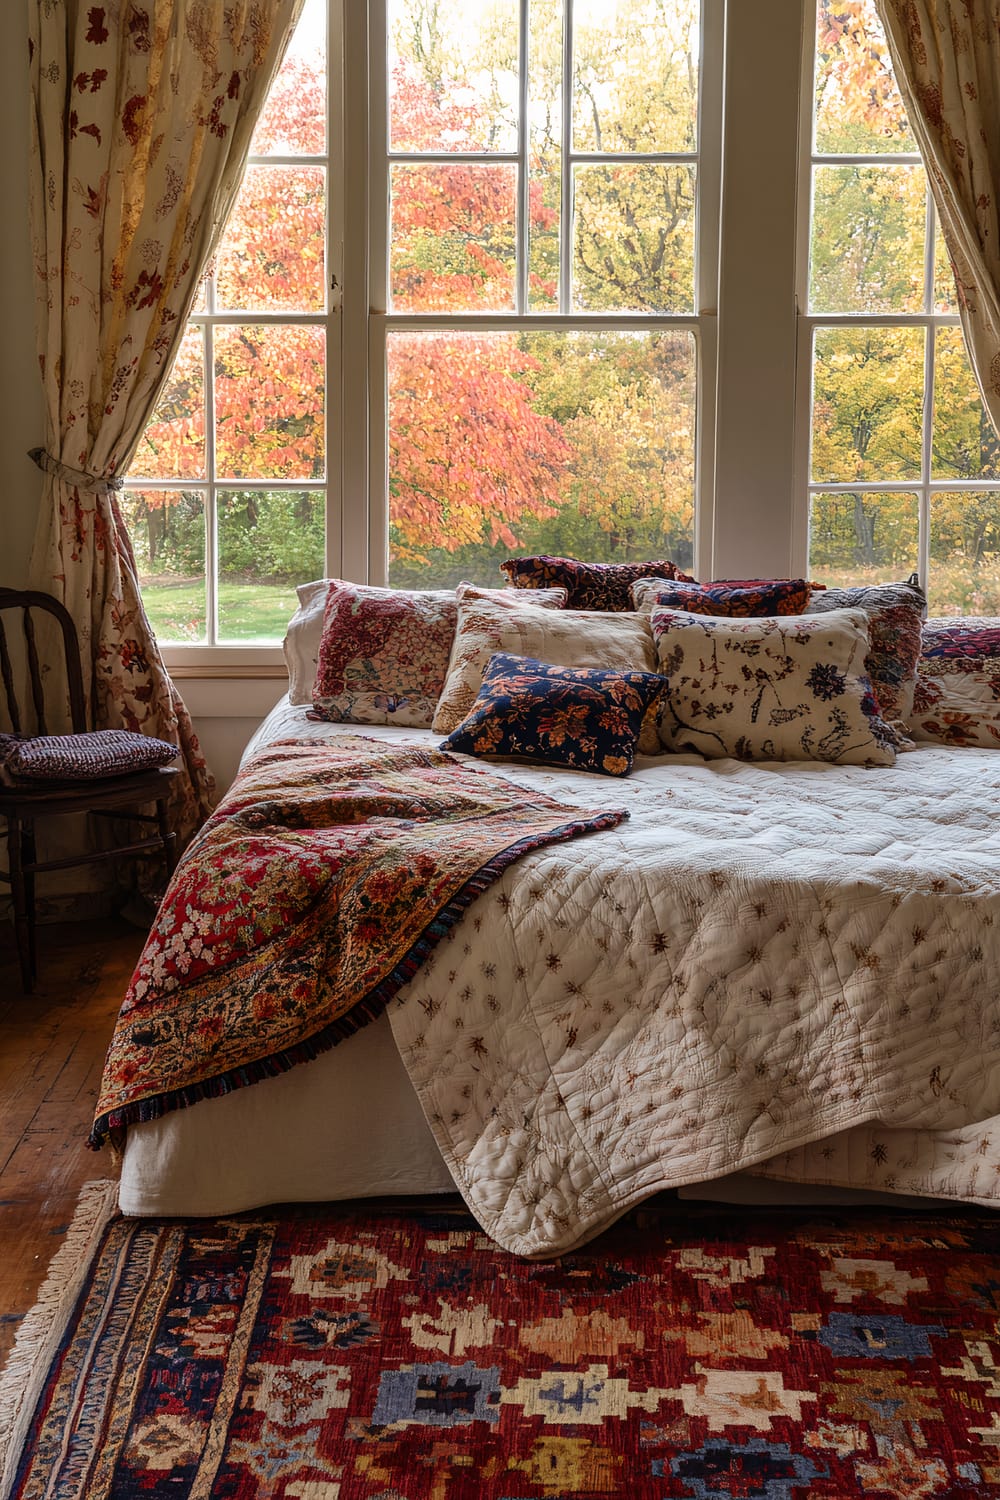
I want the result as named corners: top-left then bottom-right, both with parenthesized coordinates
top-left (118, 693), bottom-right (1000, 1257)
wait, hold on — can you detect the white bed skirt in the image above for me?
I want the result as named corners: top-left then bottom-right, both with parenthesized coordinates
top-left (119, 1012), bottom-right (456, 1216)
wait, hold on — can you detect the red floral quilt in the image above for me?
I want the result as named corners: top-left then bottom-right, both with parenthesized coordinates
top-left (91, 737), bottom-right (626, 1149)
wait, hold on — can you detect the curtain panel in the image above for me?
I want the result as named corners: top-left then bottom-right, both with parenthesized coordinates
top-left (27, 0), bottom-right (305, 844)
top-left (874, 0), bottom-right (1000, 438)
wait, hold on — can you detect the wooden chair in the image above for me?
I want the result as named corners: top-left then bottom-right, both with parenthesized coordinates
top-left (0, 589), bottom-right (179, 992)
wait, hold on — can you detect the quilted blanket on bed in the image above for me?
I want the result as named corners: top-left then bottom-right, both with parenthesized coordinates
top-left (385, 747), bottom-right (1000, 1256)
top-left (90, 737), bottom-right (627, 1148)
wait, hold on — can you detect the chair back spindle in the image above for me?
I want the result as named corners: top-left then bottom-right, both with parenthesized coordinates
top-left (0, 589), bottom-right (90, 737)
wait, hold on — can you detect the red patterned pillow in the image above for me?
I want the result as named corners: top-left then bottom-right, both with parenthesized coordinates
top-left (310, 580), bottom-right (567, 728)
top-left (500, 555), bottom-right (694, 611)
top-left (631, 578), bottom-right (813, 616)
top-left (0, 730), bottom-right (178, 785)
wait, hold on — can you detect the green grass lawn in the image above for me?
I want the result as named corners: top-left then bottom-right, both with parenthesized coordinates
top-left (141, 579), bottom-right (302, 643)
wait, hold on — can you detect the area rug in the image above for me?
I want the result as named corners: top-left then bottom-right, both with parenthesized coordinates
top-left (2, 1186), bottom-right (999, 1498)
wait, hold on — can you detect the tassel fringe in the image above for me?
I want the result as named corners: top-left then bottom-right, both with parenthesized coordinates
top-left (0, 1180), bottom-right (120, 1500)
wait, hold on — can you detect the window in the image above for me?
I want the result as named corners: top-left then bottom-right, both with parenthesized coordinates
top-left (124, 0), bottom-right (999, 655)
top-left (803, 0), bottom-right (1000, 615)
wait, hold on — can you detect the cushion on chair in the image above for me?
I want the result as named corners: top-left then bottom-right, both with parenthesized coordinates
top-left (0, 730), bottom-right (179, 785)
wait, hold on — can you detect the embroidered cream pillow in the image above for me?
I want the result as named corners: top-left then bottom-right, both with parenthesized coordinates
top-left (649, 606), bottom-right (897, 766)
top-left (434, 590), bottom-right (660, 753)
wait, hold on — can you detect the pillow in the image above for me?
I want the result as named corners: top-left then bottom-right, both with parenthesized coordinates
top-left (284, 578), bottom-right (333, 705)
top-left (909, 657), bottom-right (1000, 748)
top-left (433, 590), bottom-right (660, 754)
top-left (804, 580), bottom-right (926, 724)
top-left (0, 730), bottom-right (178, 785)
top-left (631, 578), bottom-right (813, 616)
top-left (307, 580), bottom-right (567, 727)
top-left (440, 652), bottom-right (666, 777)
top-left (500, 554), bottom-right (694, 611)
top-left (649, 607), bottom-right (897, 766)
top-left (920, 618), bottom-right (1000, 659)
top-left (284, 578), bottom-right (567, 707)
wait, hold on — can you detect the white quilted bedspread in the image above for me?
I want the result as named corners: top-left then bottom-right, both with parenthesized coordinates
top-left (252, 705), bottom-right (1000, 1256)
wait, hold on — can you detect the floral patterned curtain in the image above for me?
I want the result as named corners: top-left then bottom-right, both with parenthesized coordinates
top-left (27, 0), bottom-right (305, 843)
top-left (874, 0), bottom-right (1000, 437)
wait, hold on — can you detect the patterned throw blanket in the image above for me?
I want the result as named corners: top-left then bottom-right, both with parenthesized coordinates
top-left (91, 737), bottom-right (626, 1149)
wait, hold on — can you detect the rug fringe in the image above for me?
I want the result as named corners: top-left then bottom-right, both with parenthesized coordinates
top-left (0, 1180), bottom-right (120, 1500)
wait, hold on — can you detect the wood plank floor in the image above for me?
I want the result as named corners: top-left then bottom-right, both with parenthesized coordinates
top-left (0, 918), bottom-right (144, 1365)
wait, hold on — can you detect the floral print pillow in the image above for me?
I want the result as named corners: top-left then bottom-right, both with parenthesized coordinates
top-left (909, 619), bottom-right (1000, 748)
top-left (433, 592), bottom-right (660, 754)
top-left (804, 581), bottom-right (925, 724)
top-left (649, 607), bottom-right (897, 766)
top-left (909, 658), bottom-right (1000, 748)
top-left (631, 578), bottom-right (813, 616)
top-left (440, 652), bottom-right (665, 776)
top-left (500, 554), bottom-right (694, 611)
top-left (310, 581), bottom-right (567, 727)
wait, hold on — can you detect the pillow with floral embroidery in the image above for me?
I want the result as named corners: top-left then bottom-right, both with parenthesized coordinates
top-left (433, 590), bottom-right (660, 754)
top-left (804, 580), bottom-right (925, 724)
top-left (308, 580), bottom-right (567, 727)
top-left (0, 730), bottom-right (178, 785)
top-left (909, 657), bottom-right (1000, 748)
top-left (649, 607), bottom-right (897, 765)
top-left (440, 652), bottom-right (665, 777)
top-left (631, 578), bottom-right (813, 616)
top-left (500, 554), bottom-right (695, 611)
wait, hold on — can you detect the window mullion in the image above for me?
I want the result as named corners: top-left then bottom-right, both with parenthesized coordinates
top-left (202, 321), bottom-right (219, 648)
top-left (559, 0), bottom-right (573, 316)
top-left (516, 0), bottom-right (529, 315)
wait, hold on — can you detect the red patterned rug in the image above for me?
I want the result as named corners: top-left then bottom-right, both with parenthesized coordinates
top-left (2, 1184), bottom-right (999, 1498)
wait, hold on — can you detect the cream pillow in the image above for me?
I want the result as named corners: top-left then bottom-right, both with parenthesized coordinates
top-left (434, 589), bottom-right (661, 754)
top-left (650, 606), bottom-right (897, 766)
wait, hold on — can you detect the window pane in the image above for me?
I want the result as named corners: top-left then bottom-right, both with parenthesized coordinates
top-left (215, 167), bottom-right (326, 314)
top-left (387, 329), bottom-right (695, 589)
top-left (214, 325), bottom-right (325, 481)
top-left (572, 0), bottom-right (699, 154)
top-left (813, 0), bottom-right (912, 154)
top-left (388, 0), bottom-right (519, 153)
top-left (811, 326), bottom-right (924, 483)
top-left (810, 165), bottom-right (925, 314)
top-left (808, 491), bottom-right (918, 585)
top-left (933, 328), bottom-right (1000, 482)
top-left (930, 492), bottom-right (1000, 616)
top-left (121, 490), bottom-right (206, 644)
top-left (130, 327), bottom-right (205, 481)
top-left (251, 0), bottom-right (326, 155)
top-left (390, 163), bottom-right (516, 312)
top-left (217, 491), bottom-right (325, 642)
top-left (573, 165), bottom-right (695, 312)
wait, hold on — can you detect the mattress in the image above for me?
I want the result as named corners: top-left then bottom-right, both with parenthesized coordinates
top-left (120, 698), bottom-right (1000, 1225)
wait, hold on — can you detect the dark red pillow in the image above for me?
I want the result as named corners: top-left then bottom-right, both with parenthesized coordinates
top-left (500, 555), bottom-right (694, 611)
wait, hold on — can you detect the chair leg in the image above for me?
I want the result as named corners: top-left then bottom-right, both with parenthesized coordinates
top-left (155, 799), bottom-right (177, 877)
top-left (7, 813), bottom-right (33, 993)
top-left (21, 822), bottom-right (38, 984)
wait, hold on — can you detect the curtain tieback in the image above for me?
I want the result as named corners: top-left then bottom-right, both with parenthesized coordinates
top-left (28, 447), bottom-right (124, 496)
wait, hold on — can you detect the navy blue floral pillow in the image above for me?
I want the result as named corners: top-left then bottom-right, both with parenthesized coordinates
top-left (439, 652), bottom-right (666, 776)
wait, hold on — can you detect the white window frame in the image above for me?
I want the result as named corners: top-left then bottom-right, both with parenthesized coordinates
top-left (792, 5), bottom-right (999, 593)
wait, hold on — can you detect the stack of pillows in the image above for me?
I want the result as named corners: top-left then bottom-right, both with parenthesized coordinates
top-left (283, 555), bottom-right (955, 777)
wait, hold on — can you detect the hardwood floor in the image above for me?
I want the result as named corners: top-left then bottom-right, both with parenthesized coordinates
top-left (0, 917), bottom-right (144, 1365)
